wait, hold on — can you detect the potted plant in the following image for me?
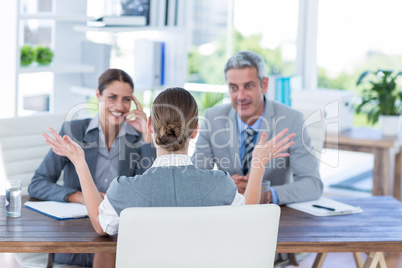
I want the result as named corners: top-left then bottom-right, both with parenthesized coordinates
top-left (34, 46), bottom-right (54, 65)
top-left (355, 70), bottom-right (402, 136)
top-left (198, 92), bottom-right (225, 115)
top-left (20, 45), bottom-right (35, 66)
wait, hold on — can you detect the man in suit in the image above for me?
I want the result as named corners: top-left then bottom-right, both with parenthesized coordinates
top-left (192, 51), bottom-right (323, 205)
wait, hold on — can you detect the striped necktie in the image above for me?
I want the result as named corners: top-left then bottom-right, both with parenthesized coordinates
top-left (242, 128), bottom-right (256, 175)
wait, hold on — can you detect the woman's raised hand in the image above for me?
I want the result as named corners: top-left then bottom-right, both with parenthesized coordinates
top-left (43, 127), bottom-right (85, 165)
top-left (252, 129), bottom-right (295, 169)
top-left (124, 95), bottom-right (152, 143)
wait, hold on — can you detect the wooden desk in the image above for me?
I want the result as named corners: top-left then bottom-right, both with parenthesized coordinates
top-left (325, 127), bottom-right (402, 200)
top-left (0, 196), bottom-right (116, 254)
top-left (1, 196), bottom-right (402, 268)
top-left (277, 196), bottom-right (402, 268)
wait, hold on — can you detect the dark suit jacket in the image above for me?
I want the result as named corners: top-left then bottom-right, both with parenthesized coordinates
top-left (28, 118), bottom-right (156, 202)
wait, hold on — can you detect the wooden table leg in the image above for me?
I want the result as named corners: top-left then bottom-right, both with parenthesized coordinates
top-left (312, 253), bottom-right (328, 268)
top-left (46, 253), bottom-right (54, 268)
top-left (362, 252), bottom-right (387, 268)
top-left (394, 151), bottom-right (402, 200)
top-left (288, 253), bottom-right (299, 265)
top-left (353, 252), bottom-right (364, 268)
top-left (379, 252), bottom-right (387, 268)
top-left (372, 148), bottom-right (394, 196)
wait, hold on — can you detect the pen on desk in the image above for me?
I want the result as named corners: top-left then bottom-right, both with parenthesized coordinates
top-left (312, 204), bottom-right (335, 211)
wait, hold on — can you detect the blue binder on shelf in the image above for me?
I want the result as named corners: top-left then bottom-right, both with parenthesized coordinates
top-left (275, 76), bottom-right (291, 106)
top-left (133, 40), bottom-right (166, 90)
top-left (160, 42), bottom-right (165, 86)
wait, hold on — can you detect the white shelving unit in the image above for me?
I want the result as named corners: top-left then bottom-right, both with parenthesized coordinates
top-left (1, 0), bottom-right (95, 117)
top-left (18, 63), bottom-right (94, 74)
top-left (73, 25), bottom-right (185, 34)
top-left (19, 14), bottom-right (90, 22)
top-left (0, 0), bottom-right (191, 118)
top-left (70, 0), bottom-right (191, 97)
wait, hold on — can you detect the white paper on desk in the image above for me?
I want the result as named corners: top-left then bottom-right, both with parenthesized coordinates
top-left (287, 197), bottom-right (363, 216)
top-left (25, 201), bottom-right (88, 220)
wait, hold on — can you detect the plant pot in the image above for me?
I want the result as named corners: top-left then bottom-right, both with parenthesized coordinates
top-left (379, 115), bottom-right (401, 136)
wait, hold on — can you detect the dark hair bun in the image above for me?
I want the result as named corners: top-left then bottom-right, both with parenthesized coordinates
top-left (156, 122), bottom-right (185, 152)
top-left (151, 87), bottom-right (198, 152)
top-left (165, 122), bottom-right (182, 137)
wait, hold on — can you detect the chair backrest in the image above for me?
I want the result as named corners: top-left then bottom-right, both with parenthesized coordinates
top-left (116, 204), bottom-right (281, 268)
top-left (0, 113), bottom-right (66, 195)
top-left (297, 108), bottom-right (326, 161)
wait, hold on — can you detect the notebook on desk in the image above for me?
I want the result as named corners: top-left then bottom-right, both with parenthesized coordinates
top-left (287, 197), bottom-right (363, 216)
top-left (25, 201), bottom-right (88, 220)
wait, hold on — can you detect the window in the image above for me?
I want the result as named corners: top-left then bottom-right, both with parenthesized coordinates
top-left (317, 0), bottom-right (402, 126)
top-left (233, 0), bottom-right (298, 76)
top-left (187, 0), bottom-right (299, 111)
top-left (318, 0), bottom-right (402, 90)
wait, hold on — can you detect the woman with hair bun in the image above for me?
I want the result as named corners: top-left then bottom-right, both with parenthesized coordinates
top-left (43, 87), bottom-right (295, 267)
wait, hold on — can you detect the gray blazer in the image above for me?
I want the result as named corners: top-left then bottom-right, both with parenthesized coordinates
top-left (28, 118), bottom-right (156, 202)
top-left (107, 165), bottom-right (237, 215)
top-left (192, 99), bottom-right (323, 205)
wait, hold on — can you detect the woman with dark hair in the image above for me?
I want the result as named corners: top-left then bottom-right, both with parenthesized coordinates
top-left (43, 87), bottom-right (294, 267)
top-left (28, 69), bottom-right (156, 267)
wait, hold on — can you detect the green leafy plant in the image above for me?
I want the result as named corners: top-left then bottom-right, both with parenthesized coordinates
top-left (199, 92), bottom-right (225, 115)
top-left (35, 46), bottom-right (54, 65)
top-left (20, 45), bottom-right (35, 66)
top-left (355, 70), bottom-right (402, 124)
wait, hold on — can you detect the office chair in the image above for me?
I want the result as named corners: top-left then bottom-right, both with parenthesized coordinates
top-left (0, 113), bottom-right (67, 195)
top-left (0, 113), bottom-right (84, 268)
top-left (116, 204), bottom-right (281, 268)
top-left (297, 108), bottom-right (326, 160)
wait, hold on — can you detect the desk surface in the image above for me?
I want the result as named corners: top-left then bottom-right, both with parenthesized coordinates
top-left (1, 196), bottom-right (401, 254)
top-left (277, 196), bottom-right (402, 253)
top-left (0, 196), bottom-right (117, 253)
top-left (326, 127), bottom-right (402, 148)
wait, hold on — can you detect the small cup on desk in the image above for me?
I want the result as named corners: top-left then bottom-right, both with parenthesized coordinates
top-left (5, 180), bottom-right (22, 218)
top-left (260, 180), bottom-right (271, 204)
